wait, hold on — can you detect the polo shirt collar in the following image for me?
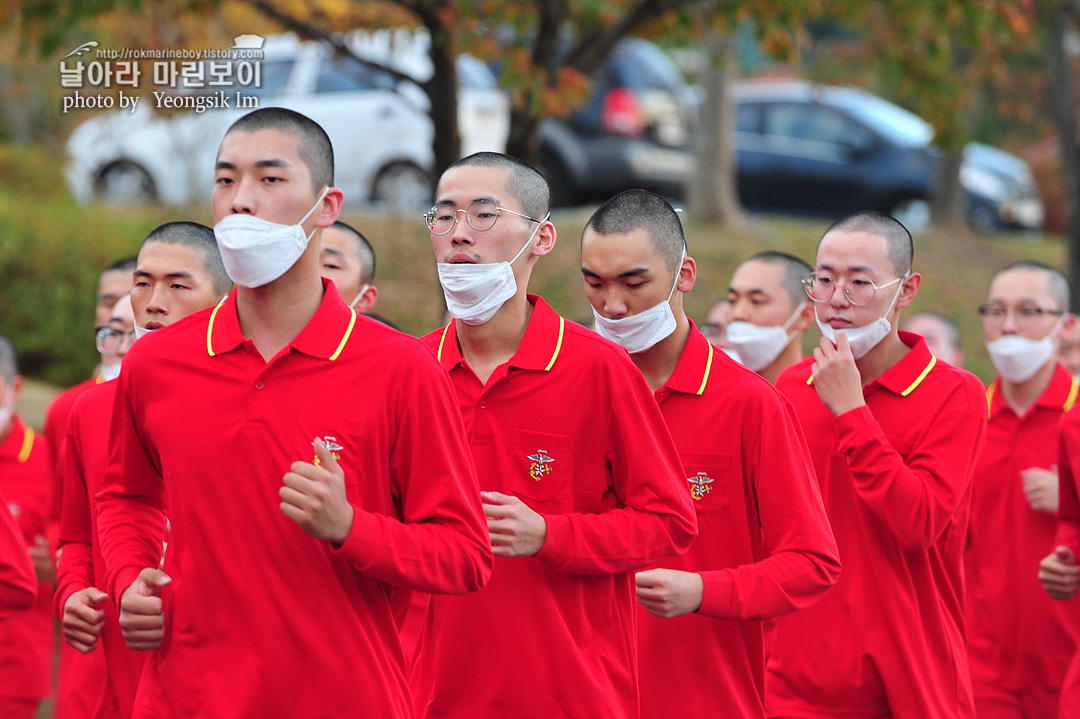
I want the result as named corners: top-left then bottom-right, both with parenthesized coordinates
top-left (433, 294), bottom-right (566, 372)
top-left (987, 363), bottom-right (1079, 418)
top-left (871, 330), bottom-right (938, 397)
top-left (206, 278), bottom-right (358, 361)
top-left (0, 415), bottom-right (33, 464)
top-left (664, 321), bottom-right (715, 396)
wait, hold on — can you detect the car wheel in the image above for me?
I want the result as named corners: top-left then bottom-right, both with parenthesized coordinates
top-left (536, 152), bottom-right (576, 208)
top-left (969, 204), bottom-right (999, 233)
top-left (889, 198), bottom-right (931, 234)
top-left (94, 161), bottom-right (157, 205)
top-left (372, 163), bottom-right (433, 214)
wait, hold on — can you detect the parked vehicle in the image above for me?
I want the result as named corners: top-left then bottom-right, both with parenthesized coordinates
top-left (65, 31), bottom-right (510, 211)
top-left (732, 81), bottom-right (1044, 232)
top-left (535, 38), bottom-right (698, 208)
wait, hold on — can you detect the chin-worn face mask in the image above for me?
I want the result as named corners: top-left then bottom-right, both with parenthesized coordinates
top-left (593, 253), bottom-right (683, 354)
top-left (437, 215), bottom-right (548, 326)
top-left (816, 276), bottom-right (906, 360)
top-left (214, 187), bottom-right (329, 288)
top-left (725, 302), bottom-right (806, 371)
top-left (99, 361), bottom-right (122, 382)
top-left (986, 316), bottom-right (1065, 384)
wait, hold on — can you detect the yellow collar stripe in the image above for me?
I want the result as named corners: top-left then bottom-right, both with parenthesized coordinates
top-left (328, 308), bottom-right (357, 361)
top-left (1065, 377), bottom-right (1079, 412)
top-left (205, 296), bottom-right (228, 357)
top-left (985, 384), bottom-right (995, 417)
top-left (17, 427), bottom-right (33, 464)
top-left (806, 374), bottom-right (814, 386)
top-left (544, 317), bottom-right (565, 371)
top-left (900, 356), bottom-right (937, 397)
top-left (696, 342), bottom-right (713, 396)
top-left (436, 322), bottom-right (453, 362)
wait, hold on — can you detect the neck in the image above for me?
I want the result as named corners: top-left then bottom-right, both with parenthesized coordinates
top-left (236, 253), bottom-right (324, 362)
top-left (631, 315), bottom-right (691, 393)
top-left (762, 338), bottom-right (803, 385)
top-left (854, 329), bottom-right (909, 386)
top-left (455, 290), bottom-right (532, 385)
top-left (1000, 359), bottom-right (1057, 415)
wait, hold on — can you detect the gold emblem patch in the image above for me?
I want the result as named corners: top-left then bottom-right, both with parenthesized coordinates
top-left (687, 472), bottom-right (714, 501)
top-left (527, 450), bottom-right (554, 481)
top-left (314, 436), bottom-right (344, 467)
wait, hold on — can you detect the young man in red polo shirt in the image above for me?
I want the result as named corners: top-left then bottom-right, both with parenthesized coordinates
top-left (725, 251), bottom-right (815, 385)
top-left (319, 220), bottom-right (378, 313)
top-left (966, 261), bottom-right (1080, 719)
top-left (411, 154), bottom-right (697, 719)
top-left (57, 223), bottom-right (231, 719)
top-left (578, 189), bottom-right (840, 719)
top-left (96, 108), bottom-right (492, 718)
top-left (767, 211), bottom-right (987, 719)
top-left (0, 334), bottom-right (56, 718)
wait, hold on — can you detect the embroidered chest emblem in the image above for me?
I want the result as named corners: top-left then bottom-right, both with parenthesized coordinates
top-left (314, 436), bottom-right (344, 467)
top-left (687, 472), bottom-right (714, 501)
top-left (527, 450), bottom-right (554, 481)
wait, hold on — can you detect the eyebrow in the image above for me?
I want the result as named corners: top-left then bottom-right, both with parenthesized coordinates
top-left (436, 195), bottom-right (499, 208)
top-left (581, 266), bottom-right (651, 280)
top-left (320, 248), bottom-right (346, 261)
top-left (817, 263), bottom-right (876, 275)
top-left (728, 286), bottom-right (770, 296)
top-left (215, 158), bottom-right (292, 171)
top-left (134, 269), bottom-right (196, 281)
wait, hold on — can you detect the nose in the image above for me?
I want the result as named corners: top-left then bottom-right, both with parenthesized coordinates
top-left (1000, 309), bottom-right (1021, 334)
top-left (730, 298), bottom-right (751, 322)
top-left (828, 281), bottom-right (852, 309)
top-left (117, 331), bottom-right (137, 357)
top-left (601, 291), bottom-right (630, 319)
top-left (146, 283), bottom-right (168, 316)
top-left (230, 177), bottom-right (256, 215)
top-left (448, 210), bottom-right (473, 246)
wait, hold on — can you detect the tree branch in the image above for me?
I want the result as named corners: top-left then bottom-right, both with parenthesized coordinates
top-left (240, 0), bottom-right (422, 88)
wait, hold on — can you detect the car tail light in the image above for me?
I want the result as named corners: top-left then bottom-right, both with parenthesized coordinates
top-left (601, 88), bottom-right (647, 138)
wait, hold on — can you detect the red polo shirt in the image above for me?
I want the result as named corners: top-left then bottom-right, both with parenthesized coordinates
top-left (637, 324), bottom-right (840, 719)
top-left (0, 415), bottom-right (54, 706)
top-left (0, 486), bottom-right (33, 617)
top-left (57, 381), bottom-right (157, 719)
top-left (412, 296), bottom-right (698, 719)
top-left (966, 367), bottom-right (1080, 703)
top-left (97, 280), bottom-right (492, 719)
top-left (1052, 406), bottom-right (1080, 716)
top-left (768, 331), bottom-right (987, 719)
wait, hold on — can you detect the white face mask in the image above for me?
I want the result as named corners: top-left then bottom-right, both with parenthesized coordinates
top-left (348, 284), bottom-right (370, 310)
top-left (986, 316), bottom-right (1065, 384)
top-left (133, 324), bottom-right (152, 340)
top-left (100, 361), bottom-right (122, 382)
top-left (0, 385), bottom-right (14, 432)
top-left (214, 188), bottom-right (329, 288)
top-left (592, 253), bottom-right (683, 354)
top-left (815, 275), bottom-right (906, 360)
top-left (726, 302), bottom-right (806, 371)
top-left (437, 215), bottom-right (548, 326)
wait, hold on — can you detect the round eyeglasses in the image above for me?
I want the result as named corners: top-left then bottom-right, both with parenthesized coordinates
top-left (424, 200), bottom-right (542, 235)
top-left (978, 304), bottom-right (1064, 328)
top-left (803, 273), bottom-right (904, 307)
top-left (96, 327), bottom-right (136, 355)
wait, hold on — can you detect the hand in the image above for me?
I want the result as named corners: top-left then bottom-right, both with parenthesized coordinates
top-left (1040, 546), bottom-right (1080, 600)
top-left (62, 587), bottom-right (108, 653)
top-left (119, 568), bottom-right (171, 651)
top-left (635, 568), bottom-right (704, 618)
top-left (29, 535), bottom-right (56, 584)
top-left (811, 333), bottom-right (866, 416)
top-left (1022, 466), bottom-right (1059, 514)
top-left (482, 491), bottom-right (546, 557)
top-left (280, 438), bottom-right (355, 544)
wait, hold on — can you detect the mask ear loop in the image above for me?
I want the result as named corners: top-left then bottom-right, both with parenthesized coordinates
top-left (508, 212), bottom-right (551, 266)
top-left (299, 187), bottom-right (331, 242)
top-left (780, 301), bottom-right (808, 340)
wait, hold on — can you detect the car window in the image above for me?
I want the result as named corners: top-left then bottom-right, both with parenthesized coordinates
top-left (245, 59), bottom-right (294, 98)
top-left (736, 103), bottom-right (761, 133)
top-left (316, 55), bottom-right (397, 93)
top-left (763, 103), bottom-right (871, 148)
top-left (610, 40), bottom-right (684, 92)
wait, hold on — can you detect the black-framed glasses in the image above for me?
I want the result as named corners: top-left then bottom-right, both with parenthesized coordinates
top-left (803, 272), bottom-right (904, 307)
top-left (424, 200), bottom-right (542, 235)
top-left (96, 327), bottom-right (136, 355)
top-left (978, 304), bottom-right (1064, 327)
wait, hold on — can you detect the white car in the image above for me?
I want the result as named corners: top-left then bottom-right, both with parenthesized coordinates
top-left (65, 31), bottom-right (510, 211)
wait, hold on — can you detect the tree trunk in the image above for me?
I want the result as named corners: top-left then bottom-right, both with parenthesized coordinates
top-left (1049, 5), bottom-right (1080, 311)
top-left (505, 105), bottom-right (542, 165)
top-left (688, 30), bottom-right (745, 227)
top-left (930, 148), bottom-right (967, 230)
top-left (424, 24), bottom-right (461, 180)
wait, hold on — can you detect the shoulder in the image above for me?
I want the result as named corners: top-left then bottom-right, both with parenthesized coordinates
top-left (775, 356), bottom-right (815, 393)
